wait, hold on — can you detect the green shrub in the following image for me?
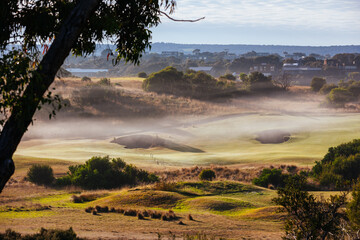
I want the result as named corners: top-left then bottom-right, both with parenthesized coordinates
top-left (319, 83), bottom-right (337, 94)
top-left (219, 73), bottom-right (236, 81)
top-left (199, 169), bottom-right (216, 181)
top-left (242, 72), bottom-right (276, 92)
top-left (347, 181), bottom-right (360, 229)
top-left (312, 139), bottom-right (360, 189)
top-left (142, 67), bottom-right (235, 99)
top-left (326, 88), bottom-right (353, 107)
top-left (81, 76), bottom-right (91, 82)
top-left (56, 156), bottom-right (158, 190)
top-left (27, 164), bottom-right (55, 186)
top-left (137, 72), bottom-right (147, 78)
top-left (97, 77), bottom-right (111, 86)
top-left (252, 168), bottom-right (288, 189)
top-left (311, 77), bottom-right (326, 92)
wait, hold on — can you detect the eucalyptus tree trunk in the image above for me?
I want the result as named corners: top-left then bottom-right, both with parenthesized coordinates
top-left (0, 0), bottom-right (100, 192)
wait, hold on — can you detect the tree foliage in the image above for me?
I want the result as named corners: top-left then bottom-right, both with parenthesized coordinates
top-left (312, 139), bottom-right (360, 189)
top-left (252, 168), bottom-right (289, 189)
top-left (27, 164), bottom-right (55, 186)
top-left (56, 156), bottom-right (158, 189)
top-left (273, 175), bottom-right (347, 240)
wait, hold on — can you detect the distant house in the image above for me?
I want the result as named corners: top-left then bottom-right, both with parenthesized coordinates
top-left (161, 51), bottom-right (183, 57)
top-left (249, 63), bottom-right (276, 76)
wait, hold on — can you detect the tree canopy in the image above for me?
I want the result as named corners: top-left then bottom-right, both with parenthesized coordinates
top-left (0, 0), bottom-right (178, 193)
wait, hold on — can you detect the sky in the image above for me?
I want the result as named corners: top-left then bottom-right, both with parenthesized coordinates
top-left (151, 0), bottom-right (360, 46)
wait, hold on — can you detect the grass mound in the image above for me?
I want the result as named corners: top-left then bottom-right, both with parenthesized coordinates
top-left (176, 181), bottom-right (259, 196)
top-left (183, 196), bottom-right (253, 212)
top-left (93, 190), bottom-right (185, 209)
top-left (240, 206), bottom-right (285, 221)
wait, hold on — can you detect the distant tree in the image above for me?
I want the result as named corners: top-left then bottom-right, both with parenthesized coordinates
top-left (273, 73), bottom-right (293, 91)
top-left (27, 164), bottom-right (55, 186)
top-left (137, 72), bottom-right (148, 78)
top-left (239, 73), bottom-right (248, 82)
top-left (199, 169), bottom-right (216, 181)
top-left (245, 72), bottom-right (274, 92)
top-left (273, 175), bottom-right (347, 240)
top-left (311, 77), bottom-right (326, 92)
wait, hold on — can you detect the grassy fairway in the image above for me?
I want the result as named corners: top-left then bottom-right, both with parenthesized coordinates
top-left (16, 113), bottom-right (360, 167)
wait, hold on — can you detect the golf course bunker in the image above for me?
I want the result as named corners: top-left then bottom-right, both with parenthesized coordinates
top-left (255, 129), bottom-right (291, 144)
top-left (111, 134), bottom-right (204, 153)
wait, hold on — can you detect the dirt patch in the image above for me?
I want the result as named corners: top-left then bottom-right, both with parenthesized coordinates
top-left (255, 130), bottom-right (291, 144)
top-left (111, 134), bottom-right (204, 153)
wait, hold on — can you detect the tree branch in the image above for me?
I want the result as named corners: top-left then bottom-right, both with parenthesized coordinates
top-left (160, 10), bottom-right (205, 22)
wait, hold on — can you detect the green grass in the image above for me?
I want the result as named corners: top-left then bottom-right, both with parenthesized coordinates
top-left (30, 193), bottom-right (89, 209)
top-left (0, 210), bottom-right (55, 220)
top-left (15, 113), bottom-right (360, 167)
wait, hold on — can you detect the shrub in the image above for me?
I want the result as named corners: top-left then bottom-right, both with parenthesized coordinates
top-left (0, 228), bottom-right (83, 240)
top-left (252, 168), bottom-right (288, 189)
top-left (27, 164), bottom-right (55, 186)
top-left (326, 88), bottom-right (354, 107)
top-left (81, 76), bottom-right (91, 82)
top-left (273, 175), bottom-right (347, 239)
top-left (312, 139), bottom-right (360, 189)
top-left (243, 72), bottom-right (276, 92)
top-left (97, 77), bottom-right (111, 86)
top-left (137, 72), bottom-right (147, 78)
top-left (311, 77), bottom-right (326, 92)
top-left (142, 67), bottom-right (235, 99)
top-left (56, 156), bottom-right (158, 190)
top-left (199, 169), bottom-right (216, 181)
top-left (219, 73), bottom-right (236, 81)
top-left (347, 181), bottom-right (360, 229)
top-left (319, 83), bottom-right (337, 94)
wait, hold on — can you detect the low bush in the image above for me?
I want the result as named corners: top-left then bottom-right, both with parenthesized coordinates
top-left (311, 77), bottom-right (326, 92)
top-left (326, 88), bottom-right (354, 107)
top-left (137, 72), bottom-right (147, 78)
top-left (81, 76), bottom-right (91, 82)
top-left (56, 156), bottom-right (159, 190)
top-left (252, 168), bottom-right (289, 189)
top-left (199, 169), bottom-right (216, 181)
top-left (26, 164), bottom-right (55, 186)
top-left (0, 228), bottom-right (83, 240)
top-left (219, 73), bottom-right (236, 81)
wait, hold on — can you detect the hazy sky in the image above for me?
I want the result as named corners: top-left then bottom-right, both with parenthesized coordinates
top-left (151, 0), bottom-right (360, 46)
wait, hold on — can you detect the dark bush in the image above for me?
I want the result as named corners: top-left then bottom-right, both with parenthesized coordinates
top-left (220, 73), bottom-right (236, 81)
top-left (252, 168), bottom-right (288, 189)
top-left (311, 77), bottom-right (326, 92)
top-left (0, 227), bottom-right (83, 240)
top-left (81, 76), bottom-right (91, 82)
top-left (142, 67), bottom-right (235, 99)
top-left (27, 164), bottom-right (55, 186)
top-left (199, 169), bottom-right (216, 181)
top-left (137, 72), bottom-right (147, 78)
top-left (56, 156), bottom-right (158, 190)
top-left (312, 139), bottom-right (360, 189)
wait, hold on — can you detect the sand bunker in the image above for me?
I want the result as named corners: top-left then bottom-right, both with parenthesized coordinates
top-left (255, 130), bottom-right (291, 144)
top-left (111, 134), bottom-right (204, 153)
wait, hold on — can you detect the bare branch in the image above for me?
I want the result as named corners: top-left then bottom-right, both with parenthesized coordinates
top-left (160, 11), bottom-right (205, 22)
